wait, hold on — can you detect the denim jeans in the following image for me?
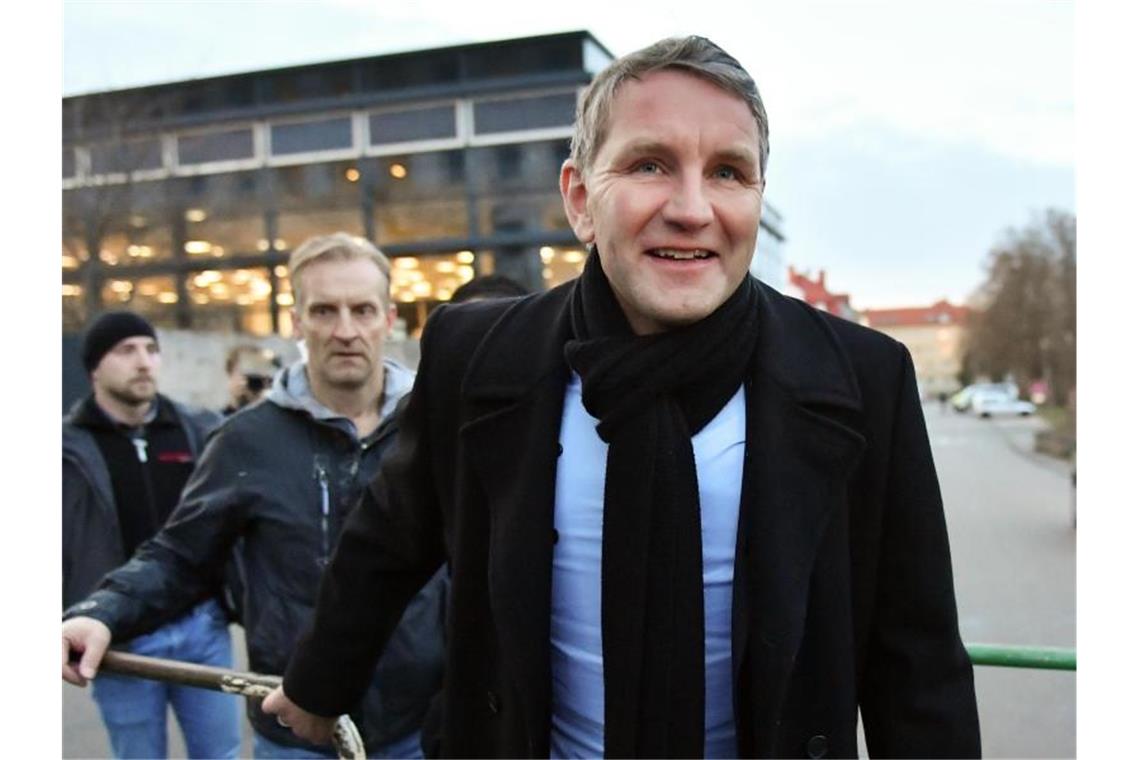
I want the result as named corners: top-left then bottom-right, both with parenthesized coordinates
top-left (90, 599), bottom-right (241, 759)
top-left (253, 728), bottom-right (423, 759)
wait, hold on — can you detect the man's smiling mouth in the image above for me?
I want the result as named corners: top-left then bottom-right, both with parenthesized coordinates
top-left (648, 248), bottom-right (715, 261)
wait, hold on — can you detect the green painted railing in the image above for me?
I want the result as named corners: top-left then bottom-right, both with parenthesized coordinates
top-left (966, 643), bottom-right (1076, 671)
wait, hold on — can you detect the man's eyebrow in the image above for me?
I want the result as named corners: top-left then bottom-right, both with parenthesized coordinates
top-left (711, 146), bottom-right (760, 167)
top-left (611, 139), bottom-right (675, 158)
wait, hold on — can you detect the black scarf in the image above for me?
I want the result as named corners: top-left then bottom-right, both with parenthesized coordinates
top-left (564, 251), bottom-right (762, 758)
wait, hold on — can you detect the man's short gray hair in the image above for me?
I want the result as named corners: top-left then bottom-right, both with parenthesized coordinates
top-left (570, 36), bottom-right (770, 178)
top-left (288, 232), bottom-right (392, 307)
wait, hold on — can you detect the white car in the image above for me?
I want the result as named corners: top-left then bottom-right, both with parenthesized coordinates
top-left (951, 382), bottom-right (1018, 413)
top-left (971, 390), bottom-right (1036, 418)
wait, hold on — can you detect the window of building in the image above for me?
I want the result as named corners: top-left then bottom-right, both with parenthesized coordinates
top-left (469, 140), bottom-right (571, 236)
top-left (370, 151), bottom-right (468, 243)
top-left (369, 105), bottom-right (456, 145)
top-left (101, 275), bottom-right (179, 327)
top-left (63, 148), bottom-right (76, 179)
top-left (96, 213), bottom-right (174, 268)
top-left (390, 252), bottom-right (476, 305)
top-left (539, 245), bottom-right (588, 288)
top-left (473, 92), bottom-right (578, 134)
top-left (63, 213), bottom-right (88, 269)
top-left (262, 65), bottom-right (355, 105)
top-left (176, 81), bottom-right (255, 117)
top-left (274, 265), bottom-right (295, 335)
top-left (184, 211), bottom-right (265, 259)
top-left (63, 243), bottom-right (84, 274)
top-left (185, 267), bottom-right (276, 334)
top-left (89, 137), bottom-right (164, 175)
top-left (173, 170), bottom-right (265, 259)
top-left (390, 252), bottom-right (480, 336)
top-left (272, 161), bottom-right (366, 249)
top-left (468, 140), bottom-right (567, 191)
top-left (62, 283), bottom-right (85, 331)
top-left (463, 39), bottom-right (578, 79)
top-left (270, 116), bottom-right (353, 155)
top-left (360, 51), bottom-right (460, 92)
top-left (177, 127), bottom-right (255, 165)
top-left (494, 145), bottom-right (522, 180)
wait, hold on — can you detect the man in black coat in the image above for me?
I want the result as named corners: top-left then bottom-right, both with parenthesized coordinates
top-left (266, 37), bottom-right (981, 758)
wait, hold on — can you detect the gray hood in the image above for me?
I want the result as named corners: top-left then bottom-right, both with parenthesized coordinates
top-left (267, 357), bottom-right (415, 434)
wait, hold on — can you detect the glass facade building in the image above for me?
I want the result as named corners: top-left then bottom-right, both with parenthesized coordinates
top-left (63, 31), bottom-right (786, 337)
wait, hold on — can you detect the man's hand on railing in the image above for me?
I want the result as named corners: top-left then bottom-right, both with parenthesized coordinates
top-left (262, 685), bottom-right (338, 746)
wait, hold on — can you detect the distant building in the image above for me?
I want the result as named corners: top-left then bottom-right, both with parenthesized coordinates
top-left (62, 31), bottom-right (616, 338)
top-left (861, 299), bottom-right (971, 398)
top-left (750, 203), bottom-right (788, 291)
top-left (62, 30), bottom-right (787, 340)
top-left (786, 266), bottom-right (860, 321)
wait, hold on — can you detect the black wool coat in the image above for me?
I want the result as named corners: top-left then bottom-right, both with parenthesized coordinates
top-left (284, 278), bottom-right (981, 759)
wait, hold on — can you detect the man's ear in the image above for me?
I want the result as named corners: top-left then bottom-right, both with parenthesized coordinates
top-left (559, 159), bottom-right (595, 245)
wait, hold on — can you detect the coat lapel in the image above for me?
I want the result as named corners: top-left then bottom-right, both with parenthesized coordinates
top-left (733, 283), bottom-right (869, 746)
top-left (459, 284), bottom-right (575, 744)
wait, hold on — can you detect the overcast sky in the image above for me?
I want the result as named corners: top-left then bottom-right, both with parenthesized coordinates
top-left (62, 0), bottom-right (1074, 308)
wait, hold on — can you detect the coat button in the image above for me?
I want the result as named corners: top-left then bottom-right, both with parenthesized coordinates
top-left (556, 442), bottom-right (564, 456)
top-left (486, 690), bottom-right (500, 715)
top-left (806, 734), bottom-right (828, 758)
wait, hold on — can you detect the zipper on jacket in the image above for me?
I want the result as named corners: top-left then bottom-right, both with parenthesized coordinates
top-left (131, 436), bottom-right (148, 463)
top-left (316, 464), bottom-right (330, 560)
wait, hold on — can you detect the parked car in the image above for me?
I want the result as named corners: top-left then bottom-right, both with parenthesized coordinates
top-left (951, 382), bottom-right (1018, 413)
top-left (971, 389), bottom-right (1036, 418)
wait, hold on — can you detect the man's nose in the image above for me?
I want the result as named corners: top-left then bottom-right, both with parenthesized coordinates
top-left (331, 309), bottom-right (358, 340)
top-left (663, 170), bottom-right (715, 229)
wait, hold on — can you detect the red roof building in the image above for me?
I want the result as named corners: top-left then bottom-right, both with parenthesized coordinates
top-left (860, 300), bottom-right (973, 398)
top-left (861, 300), bottom-right (970, 329)
top-left (785, 267), bottom-right (859, 321)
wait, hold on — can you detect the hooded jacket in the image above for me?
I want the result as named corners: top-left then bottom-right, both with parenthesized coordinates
top-left (62, 394), bottom-right (221, 609)
top-left (66, 358), bottom-right (448, 752)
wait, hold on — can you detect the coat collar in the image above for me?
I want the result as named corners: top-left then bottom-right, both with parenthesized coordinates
top-left (460, 277), bottom-right (863, 412)
top-left (460, 280), bottom-right (576, 402)
top-left (751, 279), bottom-right (862, 411)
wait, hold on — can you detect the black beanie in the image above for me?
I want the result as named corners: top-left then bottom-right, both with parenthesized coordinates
top-left (82, 311), bottom-right (158, 373)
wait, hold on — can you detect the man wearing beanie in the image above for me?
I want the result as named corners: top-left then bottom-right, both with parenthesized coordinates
top-left (62, 310), bottom-right (240, 759)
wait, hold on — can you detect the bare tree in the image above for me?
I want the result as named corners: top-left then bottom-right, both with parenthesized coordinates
top-left (962, 209), bottom-right (1076, 407)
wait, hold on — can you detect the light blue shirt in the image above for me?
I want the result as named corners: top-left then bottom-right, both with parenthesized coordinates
top-left (550, 373), bottom-right (745, 758)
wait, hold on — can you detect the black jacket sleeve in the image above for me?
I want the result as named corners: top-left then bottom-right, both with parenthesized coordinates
top-left (64, 424), bottom-right (251, 641)
top-left (859, 347), bottom-right (981, 757)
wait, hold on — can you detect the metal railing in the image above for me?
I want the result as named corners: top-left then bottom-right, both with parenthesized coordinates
top-left (966, 643), bottom-right (1076, 671)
